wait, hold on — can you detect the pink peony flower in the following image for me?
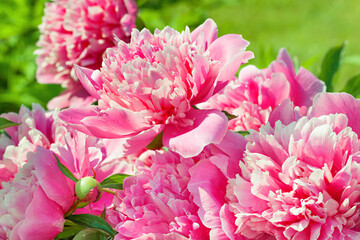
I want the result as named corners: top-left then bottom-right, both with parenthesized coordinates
top-left (108, 150), bottom-right (211, 239)
top-left (199, 48), bottom-right (325, 131)
top-left (50, 129), bottom-right (138, 215)
top-left (59, 19), bottom-right (254, 157)
top-left (0, 126), bottom-right (142, 239)
top-left (0, 104), bottom-right (60, 186)
top-left (35, 0), bottom-right (137, 109)
top-left (189, 92), bottom-right (360, 239)
top-left (0, 148), bottom-right (72, 240)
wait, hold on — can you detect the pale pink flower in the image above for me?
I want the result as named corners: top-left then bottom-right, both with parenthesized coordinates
top-left (36, 0), bottom-right (137, 109)
top-left (189, 92), bottom-right (360, 239)
top-left (108, 150), bottom-right (211, 239)
top-left (199, 48), bottom-right (325, 131)
top-left (59, 19), bottom-right (254, 157)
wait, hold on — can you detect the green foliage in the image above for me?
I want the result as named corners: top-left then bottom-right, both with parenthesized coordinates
top-left (55, 155), bottom-right (79, 183)
top-left (0, 0), bottom-right (62, 114)
top-left (0, 117), bottom-right (21, 130)
top-left (66, 214), bottom-right (117, 238)
top-left (146, 131), bottom-right (164, 150)
top-left (236, 131), bottom-right (250, 137)
top-left (341, 74), bottom-right (360, 98)
top-left (100, 173), bottom-right (130, 190)
top-left (318, 43), bottom-right (346, 92)
top-left (72, 229), bottom-right (108, 240)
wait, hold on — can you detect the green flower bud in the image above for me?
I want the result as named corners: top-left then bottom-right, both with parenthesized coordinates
top-left (75, 176), bottom-right (103, 203)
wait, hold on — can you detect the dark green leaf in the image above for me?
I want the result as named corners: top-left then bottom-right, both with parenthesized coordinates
top-left (223, 111), bottom-right (237, 120)
top-left (136, 17), bottom-right (146, 30)
top-left (100, 206), bottom-right (107, 220)
top-left (100, 173), bottom-right (130, 190)
top-left (0, 117), bottom-right (21, 130)
top-left (341, 74), bottom-right (360, 98)
top-left (56, 226), bottom-right (84, 239)
top-left (235, 131), bottom-right (250, 137)
top-left (66, 214), bottom-right (117, 237)
top-left (146, 131), bottom-right (164, 150)
top-left (318, 43), bottom-right (346, 92)
top-left (55, 155), bottom-right (78, 183)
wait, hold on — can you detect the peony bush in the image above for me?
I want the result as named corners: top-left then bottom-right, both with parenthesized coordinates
top-left (1, 0), bottom-right (359, 239)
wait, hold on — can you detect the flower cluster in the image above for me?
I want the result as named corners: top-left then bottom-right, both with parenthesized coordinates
top-left (2, 0), bottom-right (360, 239)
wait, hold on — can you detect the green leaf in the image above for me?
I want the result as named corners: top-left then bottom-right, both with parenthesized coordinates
top-left (0, 117), bottom-right (21, 130)
top-left (100, 173), bottom-right (130, 190)
top-left (222, 111), bottom-right (237, 120)
top-left (55, 155), bottom-right (78, 183)
top-left (146, 131), bottom-right (164, 150)
top-left (341, 74), bottom-right (360, 98)
top-left (235, 131), bottom-right (250, 137)
top-left (73, 229), bottom-right (108, 240)
top-left (100, 206), bottom-right (107, 220)
top-left (66, 214), bottom-right (117, 237)
top-left (56, 226), bottom-right (84, 239)
top-left (318, 43), bottom-right (346, 92)
top-left (136, 17), bottom-right (146, 30)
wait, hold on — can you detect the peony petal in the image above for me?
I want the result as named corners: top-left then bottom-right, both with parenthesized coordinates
top-left (163, 109), bottom-right (228, 158)
top-left (292, 67), bottom-right (326, 111)
top-left (75, 66), bottom-right (104, 100)
top-left (309, 92), bottom-right (360, 135)
top-left (59, 106), bottom-right (151, 138)
top-left (268, 99), bottom-right (301, 127)
top-left (31, 147), bottom-right (74, 211)
top-left (121, 124), bottom-right (165, 155)
top-left (188, 159), bottom-right (229, 239)
top-left (191, 18), bottom-right (218, 50)
top-left (47, 82), bottom-right (96, 110)
top-left (11, 187), bottom-right (65, 240)
top-left (209, 34), bottom-right (254, 94)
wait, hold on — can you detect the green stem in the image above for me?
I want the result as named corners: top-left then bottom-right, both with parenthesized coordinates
top-left (103, 188), bottom-right (116, 195)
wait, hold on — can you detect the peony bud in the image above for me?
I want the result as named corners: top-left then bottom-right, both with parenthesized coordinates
top-left (75, 176), bottom-right (103, 203)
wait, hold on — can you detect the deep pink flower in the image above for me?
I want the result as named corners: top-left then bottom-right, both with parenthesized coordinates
top-left (36, 0), bottom-right (137, 109)
top-left (189, 93), bottom-right (360, 239)
top-left (59, 19), bottom-right (254, 157)
top-left (199, 48), bottom-right (325, 131)
top-left (108, 150), bottom-right (211, 239)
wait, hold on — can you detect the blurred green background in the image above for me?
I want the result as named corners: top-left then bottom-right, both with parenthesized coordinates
top-left (0, 0), bottom-right (359, 114)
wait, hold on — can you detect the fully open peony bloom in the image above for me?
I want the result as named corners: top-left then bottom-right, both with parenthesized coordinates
top-left (36, 0), bottom-right (137, 109)
top-left (59, 19), bottom-right (254, 157)
top-left (189, 92), bottom-right (360, 239)
top-left (199, 48), bottom-right (325, 131)
top-left (108, 150), bottom-right (211, 239)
